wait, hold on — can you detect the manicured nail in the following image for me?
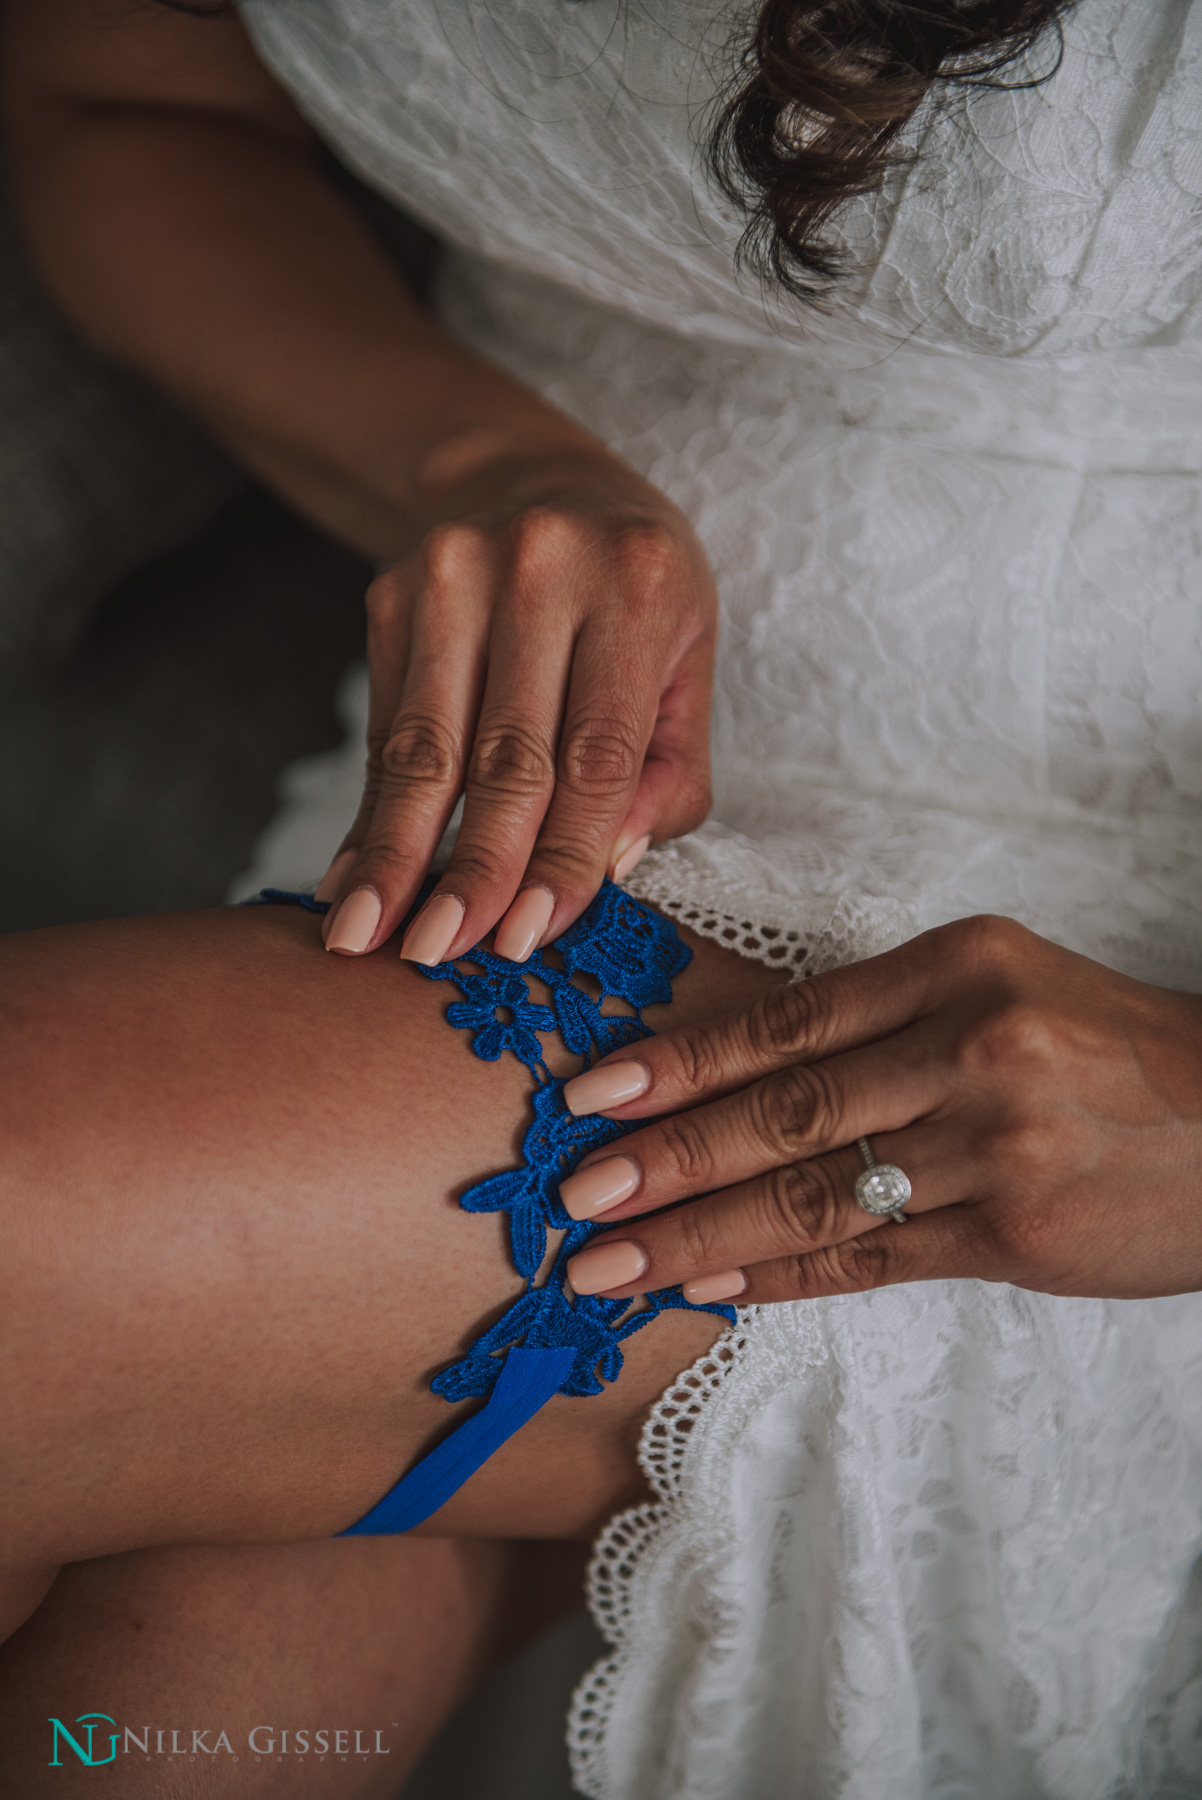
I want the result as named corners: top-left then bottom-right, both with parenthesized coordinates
top-left (325, 888), bottom-right (382, 955)
top-left (560, 1156), bottom-right (640, 1220)
top-left (612, 834), bottom-right (651, 884)
top-left (314, 848), bottom-right (356, 904)
top-left (563, 1060), bottom-right (650, 1117)
top-left (683, 1269), bottom-right (746, 1304)
top-left (399, 894), bottom-right (465, 966)
top-left (566, 1240), bottom-right (648, 1296)
top-left (493, 885), bottom-right (555, 963)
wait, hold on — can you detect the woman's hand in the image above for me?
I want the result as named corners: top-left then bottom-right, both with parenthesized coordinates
top-left (5, 4), bottom-right (716, 969)
top-left (558, 915), bottom-right (1202, 1305)
top-left (318, 441), bottom-right (716, 965)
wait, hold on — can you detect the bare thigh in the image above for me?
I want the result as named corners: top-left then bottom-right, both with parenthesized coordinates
top-left (0, 1534), bottom-right (588, 1796)
top-left (0, 905), bottom-right (785, 1623)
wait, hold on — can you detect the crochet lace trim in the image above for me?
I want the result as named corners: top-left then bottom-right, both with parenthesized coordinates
top-left (566, 1314), bottom-right (758, 1796)
top-left (625, 847), bottom-right (917, 981)
top-left (564, 852), bottom-right (912, 1794)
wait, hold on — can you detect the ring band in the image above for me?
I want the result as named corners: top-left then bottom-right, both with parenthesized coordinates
top-left (855, 1137), bottom-right (911, 1224)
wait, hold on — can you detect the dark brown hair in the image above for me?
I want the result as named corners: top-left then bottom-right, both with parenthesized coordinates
top-left (157, 0), bottom-right (1072, 298)
top-left (710, 0), bottom-right (1072, 297)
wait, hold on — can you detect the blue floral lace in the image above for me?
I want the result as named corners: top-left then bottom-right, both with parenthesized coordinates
top-left (415, 878), bottom-right (738, 1402)
top-left (253, 880), bottom-right (737, 1415)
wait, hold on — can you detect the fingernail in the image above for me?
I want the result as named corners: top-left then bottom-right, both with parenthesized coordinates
top-left (493, 885), bottom-right (555, 963)
top-left (683, 1269), bottom-right (746, 1304)
top-left (612, 834), bottom-right (651, 884)
top-left (560, 1155), bottom-right (640, 1220)
top-left (325, 888), bottom-right (382, 955)
top-left (566, 1240), bottom-right (648, 1296)
top-left (400, 894), bottom-right (465, 966)
top-left (315, 848), bottom-right (356, 904)
top-left (563, 1060), bottom-right (650, 1116)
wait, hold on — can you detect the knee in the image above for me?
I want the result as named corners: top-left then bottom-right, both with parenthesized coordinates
top-left (0, 1559), bottom-right (59, 1646)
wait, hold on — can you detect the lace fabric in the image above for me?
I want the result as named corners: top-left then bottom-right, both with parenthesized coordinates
top-left (570, 1292), bottom-right (1202, 1799)
top-left (233, 1), bottom-right (1202, 1790)
top-left (412, 879), bottom-right (738, 1406)
top-left (253, 879), bottom-right (737, 1418)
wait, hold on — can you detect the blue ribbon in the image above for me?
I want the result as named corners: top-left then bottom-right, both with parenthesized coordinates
top-left (337, 1344), bottom-right (578, 1536)
top-left (248, 883), bottom-right (731, 1537)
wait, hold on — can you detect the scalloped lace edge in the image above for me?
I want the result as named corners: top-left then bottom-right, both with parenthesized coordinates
top-left (624, 855), bottom-right (917, 980)
top-left (564, 859), bottom-right (912, 1794)
top-left (566, 1312), bottom-right (759, 1797)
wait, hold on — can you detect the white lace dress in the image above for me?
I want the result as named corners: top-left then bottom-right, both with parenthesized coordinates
top-left (236, 2), bottom-right (1202, 1792)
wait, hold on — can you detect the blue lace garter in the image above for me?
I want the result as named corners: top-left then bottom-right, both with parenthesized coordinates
top-left (249, 879), bottom-right (737, 1533)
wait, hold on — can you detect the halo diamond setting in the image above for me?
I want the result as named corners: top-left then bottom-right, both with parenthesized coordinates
top-left (854, 1137), bottom-right (911, 1223)
top-left (854, 1164), bottom-right (912, 1217)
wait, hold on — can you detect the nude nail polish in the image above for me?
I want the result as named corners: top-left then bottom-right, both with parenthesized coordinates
top-left (683, 1269), bottom-right (747, 1304)
top-left (326, 888), bottom-right (382, 955)
top-left (612, 834), bottom-right (652, 884)
top-left (563, 1061), bottom-right (650, 1117)
top-left (315, 848), bottom-right (356, 905)
top-left (399, 894), bottom-right (465, 965)
top-left (566, 1240), bottom-right (648, 1296)
top-left (560, 1156), bottom-right (640, 1220)
top-left (493, 886), bottom-right (555, 963)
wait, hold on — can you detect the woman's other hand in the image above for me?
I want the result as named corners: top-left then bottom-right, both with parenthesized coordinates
top-left (4, 1), bottom-right (714, 969)
top-left (557, 915), bottom-right (1202, 1305)
top-left (318, 442), bottom-right (715, 965)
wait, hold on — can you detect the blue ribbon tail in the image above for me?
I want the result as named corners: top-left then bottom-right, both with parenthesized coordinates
top-left (336, 1345), bottom-right (578, 1537)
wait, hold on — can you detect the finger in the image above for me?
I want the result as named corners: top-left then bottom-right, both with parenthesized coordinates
top-left (324, 531), bottom-right (491, 954)
top-left (400, 569), bottom-right (576, 964)
top-left (565, 1195), bottom-right (997, 1308)
top-left (318, 566), bottom-right (412, 938)
top-left (495, 612), bottom-right (672, 958)
top-left (561, 1115), bottom-right (964, 1230)
top-left (606, 631), bottom-right (714, 881)
top-left (562, 1024), bottom-right (947, 1226)
top-left (735, 1202), bottom-right (1001, 1303)
top-left (562, 1120), bottom-right (971, 1299)
top-left (561, 918), bottom-right (1001, 1122)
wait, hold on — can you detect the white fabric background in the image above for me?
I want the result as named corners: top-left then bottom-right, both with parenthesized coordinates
top-left (238, 3), bottom-right (1202, 1792)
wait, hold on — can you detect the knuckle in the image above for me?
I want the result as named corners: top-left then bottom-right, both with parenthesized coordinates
top-left (936, 912), bottom-right (1033, 973)
top-left (353, 839), bottom-right (419, 883)
top-left (987, 1200), bottom-right (1062, 1266)
top-left (751, 1064), bottom-right (834, 1155)
top-left (749, 979), bottom-right (828, 1059)
top-left (955, 1002), bottom-right (1062, 1077)
top-left (364, 566), bottom-right (405, 621)
top-left (468, 723), bottom-right (555, 800)
top-left (982, 1115), bottom-right (1064, 1183)
top-left (611, 519), bottom-right (684, 595)
top-left (525, 837), bottom-right (601, 888)
top-left (652, 1112), bottom-right (717, 1190)
top-left (830, 1235), bottom-right (895, 1291)
top-left (559, 714), bottom-right (642, 796)
top-left (761, 1160), bottom-right (841, 1252)
top-left (422, 520), bottom-right (489, 585)
top-left (785, 1236), bottom-right (890, 1299)
top-left (750, 1069), bottom-right (807, 1153)
top-left (509, 507), bottom-right (582, 580)
top-left (670, 1204), bottom-right (728, 1273)
top-left (443, 840), bottom-right (512, 888)
top-left (378, 716), bottom-right (461, 789)
top-left (658, 1022), bottom-right (730, 1096)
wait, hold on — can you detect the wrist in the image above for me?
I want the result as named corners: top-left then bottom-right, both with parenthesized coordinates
top-left (417, 422), bottom-right (646, 508)
top-left (411, 425), bottom-right (685, 552)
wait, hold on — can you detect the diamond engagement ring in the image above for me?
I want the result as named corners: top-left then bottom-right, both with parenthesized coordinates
top-left (855, 1138), bottom-right (911, 1224)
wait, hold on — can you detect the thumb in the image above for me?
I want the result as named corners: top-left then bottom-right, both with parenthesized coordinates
top-left (609, 640), bottom-right (712, 877)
